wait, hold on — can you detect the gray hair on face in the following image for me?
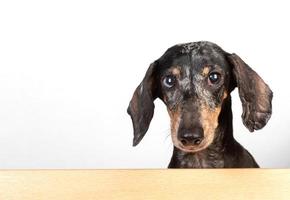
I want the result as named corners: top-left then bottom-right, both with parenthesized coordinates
top-left (194, 74), bottom-right (216, 109)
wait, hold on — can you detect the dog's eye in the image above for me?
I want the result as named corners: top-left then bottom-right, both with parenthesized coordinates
top-left (208, 72), bottom-right (221, 84)
top-left (163, 75), bottom-right (176, 88)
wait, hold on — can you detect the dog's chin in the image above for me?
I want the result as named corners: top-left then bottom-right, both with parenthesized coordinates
top-left (173, 142), bottom-right (211, 153)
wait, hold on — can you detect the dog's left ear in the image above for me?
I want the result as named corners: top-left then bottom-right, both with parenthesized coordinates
top-left (127, 61), bottom-right (158, 146)
top-left (227, 53), bottom-right (273, 132)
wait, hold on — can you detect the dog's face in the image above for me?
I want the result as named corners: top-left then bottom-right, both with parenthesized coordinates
top-left (159, 43), bottom-right (231, 152)
top-left (128, 41), bottom-right (272, 153)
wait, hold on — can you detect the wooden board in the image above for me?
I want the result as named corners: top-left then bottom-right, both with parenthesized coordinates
top-left (0, 169), bottom-right (289, 200)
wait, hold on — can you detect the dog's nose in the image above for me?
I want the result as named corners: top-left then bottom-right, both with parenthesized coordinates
top-left (180, 128), bottom-right (204, 146)
top-left (180, 132), bottom-right (204, 145)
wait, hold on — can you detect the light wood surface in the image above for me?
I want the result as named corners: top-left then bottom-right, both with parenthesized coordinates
top-left (0, 169), bottom-right (289, 199)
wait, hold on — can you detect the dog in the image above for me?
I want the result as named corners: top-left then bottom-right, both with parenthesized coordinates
top-left (127, 41), bottom-right (273, 168)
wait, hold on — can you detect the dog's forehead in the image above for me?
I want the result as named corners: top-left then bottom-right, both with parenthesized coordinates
top-left (159, 41), bottom-right (229, 72)
top-left (179, 41), bottom-right (222, 53)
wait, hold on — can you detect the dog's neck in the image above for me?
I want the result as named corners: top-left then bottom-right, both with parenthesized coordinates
top-left (169, 97), bottom-right (236, 168)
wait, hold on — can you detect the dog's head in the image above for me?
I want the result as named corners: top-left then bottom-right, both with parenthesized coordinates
top-left (127, 41), bottom-right (273, 152)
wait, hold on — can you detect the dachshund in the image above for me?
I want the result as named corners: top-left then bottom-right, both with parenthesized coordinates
top-left (127, 41), bottom-right (273, 168)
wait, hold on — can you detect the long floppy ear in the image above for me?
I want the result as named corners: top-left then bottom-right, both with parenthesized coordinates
top-left (227, 53), bottom-right (273, 132)
top-left (127, 62), bottom-right (158, 146)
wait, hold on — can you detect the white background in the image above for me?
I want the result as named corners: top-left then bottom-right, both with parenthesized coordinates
top-left (0, 0), bottom-right (289, 168)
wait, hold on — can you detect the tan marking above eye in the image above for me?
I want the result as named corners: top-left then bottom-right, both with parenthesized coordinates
top-left (169, 66), bottom-right (181, 76)
top-left (202, 67), bottom-right (210, 76)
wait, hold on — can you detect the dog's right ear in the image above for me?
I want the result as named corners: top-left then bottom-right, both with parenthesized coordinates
top-left (127, 61), bottom-right (158, 146)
